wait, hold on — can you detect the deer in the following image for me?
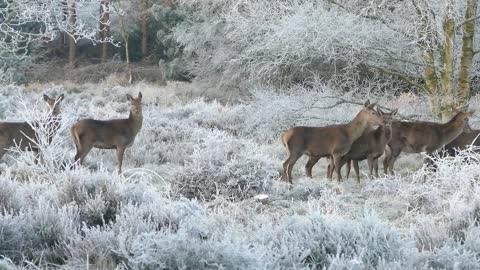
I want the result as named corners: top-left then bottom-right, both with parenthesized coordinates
top-left (383, 110), bottom-right (474, 174)
top-left (0, 94), bottom-right (64, 161)
top-left (70, 92), bottom-right (143, 174)
top-left (441, 123), bottom-right (480, 156)
top-left (281, 100), bottom-right (383, 184)
top-left (326, 108), bottom-right (397, 182)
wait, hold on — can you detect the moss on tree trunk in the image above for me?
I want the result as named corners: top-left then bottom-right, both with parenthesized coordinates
top-left (458, 0), bottom-right (477, 110)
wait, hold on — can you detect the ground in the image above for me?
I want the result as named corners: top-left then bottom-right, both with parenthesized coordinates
top-left (1, 80), bottom-right (480, 269)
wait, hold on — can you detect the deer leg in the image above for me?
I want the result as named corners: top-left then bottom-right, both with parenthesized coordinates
top-left (345, 159), bottom-right (351, 179)
top-left (286, 152), bottom-right (302, 184)
top-left (373, 158), bottom-right (379, 178)
top-left (282, 156), bottom-right (292, 181)
top-left (387, 148), bottom-right (402, 175)
top-left (327, 157), bottom-right (335, 179)
top-left (353, 160), bottom-right (360, 182)
top-left (333, 155), bottom-right (343, 182)
top-left (75, 144), bottom-right (93, 165)
top-left (116, 146), bottom-right (126, 175)
top-left (367, 156), bottom-right (374, 178)
top-left (305, 156), bottom-right (320, 178)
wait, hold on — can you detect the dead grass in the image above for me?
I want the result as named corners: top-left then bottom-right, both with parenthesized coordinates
top-left (25, 62), bottom-right (166, 85)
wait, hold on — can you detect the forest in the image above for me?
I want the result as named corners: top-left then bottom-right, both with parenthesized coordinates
top-left (1, 0), bottom-right (480, 269)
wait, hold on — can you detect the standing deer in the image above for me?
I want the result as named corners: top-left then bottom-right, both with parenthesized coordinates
top-left (281, 100), bottom-right (383, 184)
top-left (336, 108), bottom-right (397, 182)
top-left (0, 94), bottom-right (64, 161)
top-left (70, 92), bottom-right (143, 174)
top-left (383, 110), bottom-right (474, 174)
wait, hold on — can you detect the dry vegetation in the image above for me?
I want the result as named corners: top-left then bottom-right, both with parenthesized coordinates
top-left (0, 81), bottom-right (480, 269)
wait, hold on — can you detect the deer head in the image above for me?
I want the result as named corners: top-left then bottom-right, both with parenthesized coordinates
top-left (43, 94), bottom-right (64, 116)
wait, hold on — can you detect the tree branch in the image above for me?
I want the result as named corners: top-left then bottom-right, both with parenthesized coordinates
top-left (367, 64), bottom-right (427, 91)
top-left (456, 15), bottom-right (480, 30)
top-left (308, 96), bottom-right (421, 120)
top-left (328, 0), bottom-right (415, 39)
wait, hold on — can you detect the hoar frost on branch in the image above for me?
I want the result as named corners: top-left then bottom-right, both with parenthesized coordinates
top-left (0, 0), bottom-right (116, 58)
top-left (174, 0), bottom-right (480, 119)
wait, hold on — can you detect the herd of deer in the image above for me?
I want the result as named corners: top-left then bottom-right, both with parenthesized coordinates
top-left (0, 94), bottom-right (477, 181)
top-left (0, 93), bottom-right (143, 174)
top-left (281, 101), bottom-right (477, 184)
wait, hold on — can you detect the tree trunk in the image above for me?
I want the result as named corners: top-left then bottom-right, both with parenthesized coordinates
top-left (119, 16), bottom-right (132, 84)
top-left (439, 3), bottom-right (455, 121)
top-left (68, 0), bottom-right (77, 66)
top-left (99, 0), bottom-right (110, 62)
top-left (458, 0), bottom-right (477, 110)
top-left (414, 3), bottom-right (441, 118)
top-left (60, 1), bottom-right (68, 53)
top-left (141, 0), bottom-right (150, 58)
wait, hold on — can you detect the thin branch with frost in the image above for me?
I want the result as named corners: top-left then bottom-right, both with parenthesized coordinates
top-left (9, 94), bottom-right (75, 176)
top-left (0, 0), bottom-right (117, 61)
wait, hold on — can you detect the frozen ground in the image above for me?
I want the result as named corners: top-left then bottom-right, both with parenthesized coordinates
top-left (1, 81), bottom-right (480, 269)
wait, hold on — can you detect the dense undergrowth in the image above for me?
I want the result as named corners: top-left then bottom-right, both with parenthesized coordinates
top-left (1, 83), bottom-right (480, 269)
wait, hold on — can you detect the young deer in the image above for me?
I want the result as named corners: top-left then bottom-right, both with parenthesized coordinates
top-left (281, 100), bottom-right (382, 184)
top-left (339, 108), bottom-right (397, 182)
top-left (70, 92), bottom-right (143, 174)
top-left (383, 110), bottom-right (474, 174)
top-left (0, 94), bottom-right (64, 161)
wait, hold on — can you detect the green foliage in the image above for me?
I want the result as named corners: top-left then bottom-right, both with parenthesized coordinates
top-left (125, 5), bottom-right (191, 81)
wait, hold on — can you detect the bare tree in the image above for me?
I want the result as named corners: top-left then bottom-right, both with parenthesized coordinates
top-left (175, 0), bottom-right (480, 120)
top-left (0, 0), bottom-right (116, 78)
top-left (141, 0), bottom-right (151, 58)
top-left (99, 0), bottom-right (110, 62)
top-left (67, 0), bottom-right (77, 66)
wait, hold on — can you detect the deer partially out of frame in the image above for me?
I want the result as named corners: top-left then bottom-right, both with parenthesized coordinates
top-left (281, 100), bottom-right (383, 184)
top-left (441, 124), bottom-right (480, 156)
top-left (70, 92), bottom-right (143, 174)
top-left (327, 108), bottom-right (397, 182)
top-left (383, 110), bottom-right (474, 174)
top-left (0, 94), bottom-right (64, 161)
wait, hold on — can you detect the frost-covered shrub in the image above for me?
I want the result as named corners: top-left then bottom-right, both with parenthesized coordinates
top-left (171, 128), bottom-right (278, 200)
top-left (174, 0), bottom-right (408, 87)
top-left (257, 214), bottom-right (408, 269)
top-left (0, 178), bottom-right (22, 213)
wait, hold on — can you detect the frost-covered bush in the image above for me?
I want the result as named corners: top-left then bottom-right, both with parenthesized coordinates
top-left (171, 128), bottom-right (278, 200)
top-left (1, 83), bottom-right (480, 269)
top-left (173, 0), bottom-right (413, 87)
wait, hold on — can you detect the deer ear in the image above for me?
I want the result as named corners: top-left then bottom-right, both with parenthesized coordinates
top-left (364, 100), bottom-right (370, 107)
top-left (58, 94), bottom-right (64, 101)
top-left (391, 109), bottom-right (398, 116)
top-left (138, 92), bottom-right (142, 99)
top-left (126, 94), bottom-right (133, 101)
top-left (43, 94), bottom-right (49, 101)
top-left (452, 107), bottom-right (460, 114)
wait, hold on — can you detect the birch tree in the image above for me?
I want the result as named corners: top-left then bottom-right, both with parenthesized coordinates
top-left (175, 0), bottom-right (480, 120)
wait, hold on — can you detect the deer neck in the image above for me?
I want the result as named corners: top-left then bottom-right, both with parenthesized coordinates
top-left (441, 115), bottom-right (464, 144)
top-left (129, 110), bottom-right (143, 134)
top-left (346, 111), bottom-right (371, 143)
top-left (378, 124), bottom-right (392, 144)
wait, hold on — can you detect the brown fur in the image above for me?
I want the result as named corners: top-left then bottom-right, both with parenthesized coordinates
top-left (71, 92), bottom-right (143, 174)
top-left (327, 109), bottom-right (397, 182)
top-left (442, 126), bottom-right (480, 156)
top-left (0, 94), bottom-right (64, 161)
top-left (281, 101), bottom-right (382, 184)
top-left (383, 110), bottom-right (474, 174)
